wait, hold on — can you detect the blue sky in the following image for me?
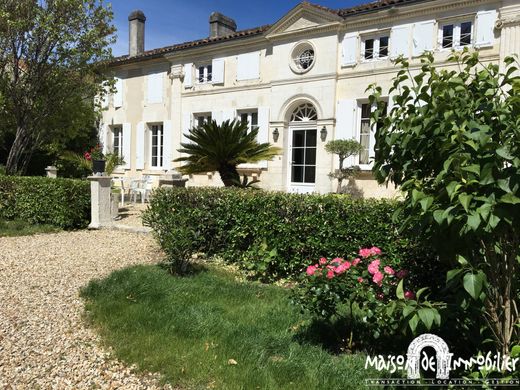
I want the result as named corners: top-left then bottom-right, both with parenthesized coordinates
top-left (108, 0), bottom-right (368, 56)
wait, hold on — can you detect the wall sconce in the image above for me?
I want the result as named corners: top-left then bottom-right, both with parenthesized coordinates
top-left (320, 126), bottom-right (327, 142)
top-left (273, 128), bottom-right (280, 142)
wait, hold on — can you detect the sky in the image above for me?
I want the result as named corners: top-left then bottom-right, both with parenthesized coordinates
top-left (108, 0), bottom-right (369, 56)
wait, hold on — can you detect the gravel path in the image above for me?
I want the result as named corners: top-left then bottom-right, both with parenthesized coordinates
top-left (0, 230), bottom-right (172, 389)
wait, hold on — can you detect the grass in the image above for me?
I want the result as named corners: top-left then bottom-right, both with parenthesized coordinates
top-left (0, 219), bottom-right (60, 237)
top-left (81, 265), bottom-right (385, 389)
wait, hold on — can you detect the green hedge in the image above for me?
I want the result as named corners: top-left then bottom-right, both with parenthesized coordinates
top-left (0, 176), bottom-right (90, 229)
top-left (143, 188), bottom-right (438, 282)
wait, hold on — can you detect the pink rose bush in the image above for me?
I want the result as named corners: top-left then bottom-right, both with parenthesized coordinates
top-left (294, 246), bottom-right (421, 342)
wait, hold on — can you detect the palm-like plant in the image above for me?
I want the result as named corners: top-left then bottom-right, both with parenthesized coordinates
top-left (176, 119), bottom-right (281, 187)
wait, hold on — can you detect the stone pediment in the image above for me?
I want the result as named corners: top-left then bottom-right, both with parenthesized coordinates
top-left (266, 3), bottom-right (343, 39)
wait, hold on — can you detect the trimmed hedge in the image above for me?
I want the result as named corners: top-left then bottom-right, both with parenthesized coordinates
top-left (143, 188), bottom-right (438, 282)
top-left (0, 176), bottom-right (90, 229)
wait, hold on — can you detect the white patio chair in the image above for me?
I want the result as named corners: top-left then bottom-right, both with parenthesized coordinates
top-left (130, 176), bottom-right (153, 204)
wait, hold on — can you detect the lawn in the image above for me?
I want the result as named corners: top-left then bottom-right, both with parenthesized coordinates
top-left (0, 219), bottom-right (60, 237)
top-left (81, 265), bottom-right (385, 389)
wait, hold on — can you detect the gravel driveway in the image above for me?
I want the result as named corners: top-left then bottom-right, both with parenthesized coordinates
top-left (0, 230), bottom-right (172, 389)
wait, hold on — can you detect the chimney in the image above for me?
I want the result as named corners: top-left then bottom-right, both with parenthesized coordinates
top-left (128, 10), bottom-right (146, 56)
top-left (209, 12), bottom-right (237, 38)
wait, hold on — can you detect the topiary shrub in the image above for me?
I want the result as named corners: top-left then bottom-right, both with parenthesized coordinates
top-left (143, 187), bottom-right (441, 284)
top-left (0, 176), bottom-right (90, 229)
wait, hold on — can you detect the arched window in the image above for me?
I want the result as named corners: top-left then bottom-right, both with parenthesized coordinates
top-left (290, 103), bottom-right (318, 122)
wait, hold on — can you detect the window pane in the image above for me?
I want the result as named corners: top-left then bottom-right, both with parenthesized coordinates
top-left (293, 130), bottom-right (305, 147)
top-left (379, 36), bottom-right (389, 57)
top-left (442, 25), bottom-right (454, 48)
top-left (305, 148), bottom-right (316, 165)
top-left (197, 117), bottom-right (204, 127)
top-left (306, 130), bottom-right (317, 147)
top-left (293, 148), bottom-right (304, 165)
top-left (198, 67), bottom-right (204, 83)
top-left (159, 126), bottom-right (164, 167)
top-left (364, 39), bottom-right (374, 59)
top-left (304, 166), bottom-right (316, 183)
top-left (291, 165), bottom-right (304, 183)
top-left (240, 113), bottom-right (248, 124)
top-left (359, 121), bottom-right (371, 165)
top-left (251, 112), bottom-right (258, 127)
top-left (207, 65), bottom-right (212, 82)
top-left (460, 22), bottom-right (472, 46)
top-left (361, 103), bottom-right (371, 119)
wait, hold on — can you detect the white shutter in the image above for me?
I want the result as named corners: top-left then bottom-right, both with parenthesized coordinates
top-left (101, 124), bottom-right (109, 154)
top-left (114, 77), bottom-right (123, 108)
top-left (212, 111), bottom-right (223, 125)
top-left (147, 72), bottom-right (163, 104)
top-left (136, 122), bottom-right (145, 170)
top-left (390, 25), bottom-right (411, 59)
top-left (475, 10), bottom-right (497, 48)
top-left (257, 107), bottom-right (270, 168)
top-left (335, 100), bottom-right (358, 167)
top-left (184, 63), bottom-right (193, 88)
top-left (341, 33), bottom-right (358, 66)
top-left (222, 109), bottom-right (236, 124)
top-left (181, 112), bottom-right (191, 145)
top-left (122, 123), bottom-right (131, 169)
top-left (163, 120), bottom-right (173, 169)
top-left (413, 21), bottom-right (435, 56)
top-left (212, 58), bottom-right (225, 84)
top-left (237, 52), bottom-right (260, 81)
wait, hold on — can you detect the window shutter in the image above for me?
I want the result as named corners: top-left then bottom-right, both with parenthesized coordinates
top-left (101, 124), bottom-right (109, 154)
top-left (390, 25), bottom-right (411, 58)
top-left (475, 10), bottom-right (497, 47)
top-left (212, 111), bottom-right (223, 125)
top-left (237, 52), bottom-right (260, 81)
top-left (122, 123), bottom-right (131, 169)
top-left (341, 33), bottom-right (358, 66)
top-left (136, 122), bottom-right (145, 170)
top-left (413, 21), bottom-right (435, 56)
top-left (257, 107), bottom-right (270, 168)
top-left (212, 58), bottom-right (225, 84)
top-left (114, 77), bottom-right (123, 108)
top-left (147, 72), bottom-right (163, 104)
top-left (335, 99), bottom-right (358, 167)
top-left (181, 112), bottom-right (192, 145)
top-left (184, 63), bottom-right (193, 88)
top-left (163, 120), bottom-right (173, 169)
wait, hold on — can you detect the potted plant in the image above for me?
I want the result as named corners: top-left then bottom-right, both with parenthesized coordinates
top-left (84, 144), bottom-right (105, 175)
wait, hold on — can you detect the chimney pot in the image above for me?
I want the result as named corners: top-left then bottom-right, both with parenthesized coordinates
top-left (129, 10), bottom-right (146, 56)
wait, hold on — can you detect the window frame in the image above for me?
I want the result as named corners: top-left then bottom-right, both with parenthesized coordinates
top-left (356, 99), bottom-right (387, 170)
top-left (111, 125), bottom-right (123, 159)
top-left (237, 109), bottom-right (258, 134)
top-left (196, 64), bottom-right (213, 84)
top-left (361, 34), bottom-right (390, 61)
top-left (193, 113), bottom-right (212, 128)
top-left (439, 19), bottom-right (474, 50)
top-left (149, 123), bottom-right (164, 170)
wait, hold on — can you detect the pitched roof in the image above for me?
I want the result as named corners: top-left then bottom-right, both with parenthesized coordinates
top-left (110, 0), bottom-right (432, 66)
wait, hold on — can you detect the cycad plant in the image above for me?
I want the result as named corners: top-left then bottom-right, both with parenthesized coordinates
top-left (176, 119), bottom-right (281, 187)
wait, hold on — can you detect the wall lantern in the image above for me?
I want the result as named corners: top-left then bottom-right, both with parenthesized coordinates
top-left (273, 128), bottom-right (280, 142)
top-left (320, 126), bottom-right (327, 141)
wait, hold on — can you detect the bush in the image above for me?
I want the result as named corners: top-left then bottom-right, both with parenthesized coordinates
top-left (0, 176), bottom-right (90, 229)
top-left (143, 187), bottom-right (440, 284)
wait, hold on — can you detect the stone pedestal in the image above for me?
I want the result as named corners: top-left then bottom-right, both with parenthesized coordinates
top-left (88, 176), bottom-right (113, 229)
top-left (45, 166), bottom-right (57, 178)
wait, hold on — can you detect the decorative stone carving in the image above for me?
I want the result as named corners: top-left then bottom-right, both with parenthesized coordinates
top-left (169, 65), bottom-right (184, 81)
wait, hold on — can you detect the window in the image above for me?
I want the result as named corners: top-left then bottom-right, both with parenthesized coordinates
top-left (194, 113), bottom-right (212, 128)
top-left (112, 126), bottom-right (123, 158)
top-left (441, 21), bottom-right (472, 49)
top-left (359, 102), bottom-right (387, 166)
top-left (150, 124), bottom-right (164, 168)
top-left (290, 41), bottom-right (316, 74)
top-left (362, 36), bottom-right (389, 60)
top-left (239, 110), bottom-right (258, 133)
top-left (196, 64), bottom-right (212, 84)
top-left (291, 129), bottom-right (317, 184)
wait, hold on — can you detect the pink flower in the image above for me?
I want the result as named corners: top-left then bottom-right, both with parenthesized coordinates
top-left (367, 259), bottom-right (381, 275)
top-left (319, 257), bottom-right (328, 265)
top-left (372, 271), bottom-right (384, 286)
top-left (384, 266), bottom-right (395, 275)
top-left (331, 257), bottom-right (343, 264)
top-left (357, 277), bottom-right (364, 283)
top-left (326, 270), bottom-right (335, 279)
top-left (359, 248), bottom-right (372, 258)
top-left (370, 247), bottom-right (382, 256)
top-left (306, 265), bottom-right (317, 276)
top-left (335, 261), bottom-right (351, 274)
top-left (396, 270), bottom-right (409, 279)
top-left (352, 258), bottom-right (361, 266)
top-left (404, 291), bottom-right (415, 300)
top-left (84, 152), bottom-right (92, 161)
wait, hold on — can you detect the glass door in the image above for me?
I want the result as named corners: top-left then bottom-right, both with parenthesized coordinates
top-left (289, 129), bottom-right (316, 193)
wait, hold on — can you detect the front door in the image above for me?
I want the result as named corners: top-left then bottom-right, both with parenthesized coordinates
top-left (288, 128), bottom-right (317, 193)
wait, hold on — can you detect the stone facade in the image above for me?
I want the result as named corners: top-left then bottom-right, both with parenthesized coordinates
top-left (101, 0), bottom-right (520, 198)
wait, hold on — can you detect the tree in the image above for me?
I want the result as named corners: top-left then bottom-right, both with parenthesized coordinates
top-left (0, 0), bottom-right (115, 175)
top-left (325, 139), bottom-right (363, 193)
top-left (370, 50), bottom-right (519, 356)
top-left (176, 119), bottom-right (281, 187)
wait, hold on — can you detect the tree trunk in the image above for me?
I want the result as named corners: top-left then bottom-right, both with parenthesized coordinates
top-left (5, 127), bottom-right (32, 175)
top-left (218, 164), bottom-right (241, 187)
